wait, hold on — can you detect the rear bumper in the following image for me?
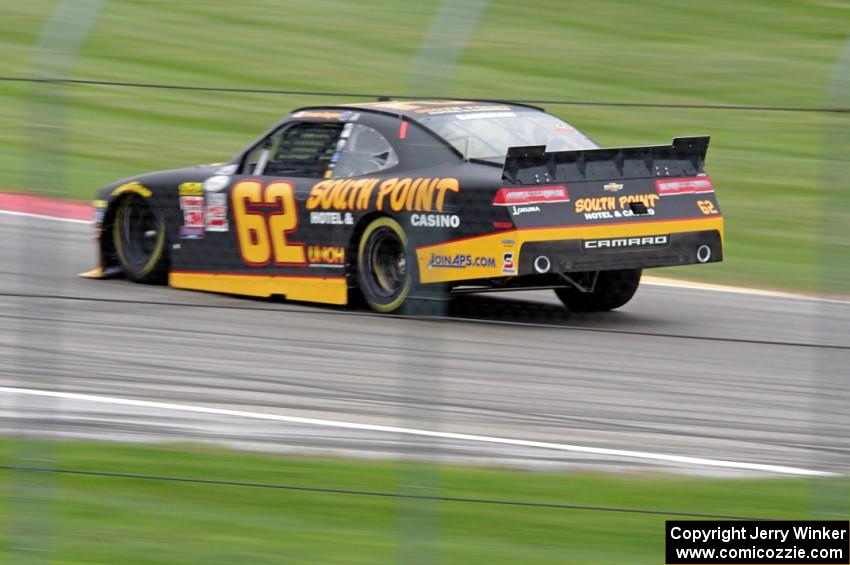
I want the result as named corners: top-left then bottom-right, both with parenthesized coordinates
top-left (517, 229), bottom-right (722, 274)
top-left (415, 216), bottom-right (724, 284)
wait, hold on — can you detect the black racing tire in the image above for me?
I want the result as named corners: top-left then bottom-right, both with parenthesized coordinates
top-left (554, 269), bottom-right (641, 312)
top-left (113, 195), bottom-right (168, 284)
top-left (356, 217), bottom-right (413, 313)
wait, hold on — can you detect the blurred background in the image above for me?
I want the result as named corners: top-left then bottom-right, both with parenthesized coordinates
top-left (0, 0), bottom-right (848, 563)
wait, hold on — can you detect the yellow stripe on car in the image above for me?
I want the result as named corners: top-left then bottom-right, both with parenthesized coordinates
top-left (169, 272), bottom-right (348, 305)
top-left (416, 216), bottom-right (724, 284)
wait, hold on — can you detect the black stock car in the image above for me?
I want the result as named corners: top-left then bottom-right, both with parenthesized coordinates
top-left (84, 100), bottom-right (723, 313)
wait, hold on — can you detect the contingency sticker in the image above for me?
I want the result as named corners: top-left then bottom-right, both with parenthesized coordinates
top-left (325, 122), bottom-right (354, 179)
top-left (179, 195), bottom-right (204, 239)
top-left (205, 192), bottom-right (228, 232)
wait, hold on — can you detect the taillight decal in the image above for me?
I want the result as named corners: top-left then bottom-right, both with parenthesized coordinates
top-left (493, 185), bottom-right (570, 206)
top-left (655, 176), bottom-right (714, 196)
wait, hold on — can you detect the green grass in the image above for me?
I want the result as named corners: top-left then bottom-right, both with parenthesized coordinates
top-left (1, 0), bottom-right (849, 292)
top-left (0, 439), bottom-right (838, 564)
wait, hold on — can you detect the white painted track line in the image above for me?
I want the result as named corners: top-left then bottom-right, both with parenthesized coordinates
top-left (643, 276), bottom-right (848, 304)
top-left (0, 209), bottom-right (91, 224)
top-left (0, 386), bottom-right (835, 477)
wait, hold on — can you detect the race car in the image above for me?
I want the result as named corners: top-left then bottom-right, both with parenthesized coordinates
top-left (83, 99), bottom-right (723, 313)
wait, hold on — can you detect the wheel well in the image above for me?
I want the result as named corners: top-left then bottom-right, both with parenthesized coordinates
top-left (99, 197), bottom-right (123, 271)
top-left (345, 212), bottom-right (395, 308)
top-left (100, 194), bottom-right (170, 276)
top-left (347, 211), bottom-right (390, 278)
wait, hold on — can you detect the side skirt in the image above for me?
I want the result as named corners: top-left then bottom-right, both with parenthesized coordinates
top-left (169, 272), bottom-right (348, 305)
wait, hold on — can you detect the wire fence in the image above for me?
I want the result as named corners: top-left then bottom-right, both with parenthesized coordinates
top-left (3, 72), bottom-right (842, 536)
top-left (3, 76), bottom-right (849, 113)
top-left (0, 465), bottom-right (771, 520)
top-left (4, 0), bottom-right (846, 560)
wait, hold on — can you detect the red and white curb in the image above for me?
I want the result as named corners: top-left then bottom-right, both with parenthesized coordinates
top-left (0, 192), bottom-right (91, 224)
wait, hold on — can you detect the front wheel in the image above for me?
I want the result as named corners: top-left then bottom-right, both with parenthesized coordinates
top-left (113, 195), bottom-right (168, 283)
top-left (356, 217), bottom-right (413, 313)
top-left (554, 269), bottom-right (641, 312)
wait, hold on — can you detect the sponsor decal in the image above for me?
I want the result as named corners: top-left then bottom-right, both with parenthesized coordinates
top-left (493, 186), bottom-right (569, 206)
top-left (306, 178), bottom-right (377, 211)
top-left (337, 111), bottom-right (360, 122)
top-left (203, 175), bottom-right (230, 192)
top-left (201, 206), bottom-right (225, 232)
top-left (291, 110), bottom-right (343, 120)
top-left (510, 205), bottom-right (540, 216)
top-left (306, 177), bottom-right (459, 213)
top-left (574, 193), bottom-right (660, 220)
top-left (111, 181), bottom-right (152, 198)
top-left (307, 245), bottom-right (345, 265)
top-left (410, 213), bottom-right (460, 228)
top-left (179, 194), bottom-right (204, 239)
top-left (501, 251), bottom-right (516, 274)
top-left (310, 211), bottom-right (353, 225)
top-left (364, 101), bottom-right (511, 115)
top-left (697, 199), bottom-right (719, 215)
top-left (456, 111), bottom-right (516, 121)
top-left (581, 210), bottom-right (653, 220)
top-left (416, 104), bottom-right (511, 115)
top-left (178, 182), bottom-right (204, 196)
top-left (655, 176), bottom-right (714, 196)
top-left (180, 196), bottom-right (203, 209)
top-left (583, 235), bottom-right (669, 250)
top-left (603, 182), bottom-right (623, 192)
top-left (205, 193), bottom-right (229, 232)
top-left (428, 253), bottom-right (496, 269)
top-left (324, 124), bottom-right (354, 178)
top-left (178, 226), bottom-right (204, 240)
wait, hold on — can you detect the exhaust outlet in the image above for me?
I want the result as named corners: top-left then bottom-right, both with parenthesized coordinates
top-left (533, 255), bottom-right (551, 274)
top-left (696, 245), bottom-right (712, 263)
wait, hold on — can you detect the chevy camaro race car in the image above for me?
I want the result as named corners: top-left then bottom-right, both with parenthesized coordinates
top-left (84, 99), bottom-right (723, 313)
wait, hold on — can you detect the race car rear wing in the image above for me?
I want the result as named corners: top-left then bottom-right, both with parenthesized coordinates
top-left (501, 136), bottom-right (710, 185)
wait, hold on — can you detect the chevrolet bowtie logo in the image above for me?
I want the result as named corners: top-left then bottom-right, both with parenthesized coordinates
top-left (603, 182), bottom-right (624, 192)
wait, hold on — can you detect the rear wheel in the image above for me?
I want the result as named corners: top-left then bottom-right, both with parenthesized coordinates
top-left (356, 217), bottom-right (413, 313)
top-left (113, 195), bottom-right (168, 283)
top-left (554, 269), bottom-right (641, 312)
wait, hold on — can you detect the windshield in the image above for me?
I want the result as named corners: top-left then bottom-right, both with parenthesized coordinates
top-left (419, 109), bottom-right (597, 161)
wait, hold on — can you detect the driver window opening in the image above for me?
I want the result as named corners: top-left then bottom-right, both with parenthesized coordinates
top-left (243, 122), bottom-right (344, 178)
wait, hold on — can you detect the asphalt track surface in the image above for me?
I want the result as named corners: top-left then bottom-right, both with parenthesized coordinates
top-left (1, 211), bottom-right (849, 477)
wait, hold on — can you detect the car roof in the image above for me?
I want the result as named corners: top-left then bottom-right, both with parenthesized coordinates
top-left (290, 99), bottom-right (545, 123)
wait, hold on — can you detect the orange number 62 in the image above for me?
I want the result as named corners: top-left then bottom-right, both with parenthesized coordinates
top-left (697, 200), bottom-right (719, 215)
top-left (232, 180), bottom-right (306, 266)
